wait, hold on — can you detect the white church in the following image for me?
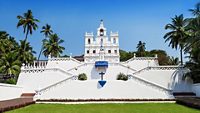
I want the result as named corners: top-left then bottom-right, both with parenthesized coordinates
top-left (1, 20), bottom-right (198, 101)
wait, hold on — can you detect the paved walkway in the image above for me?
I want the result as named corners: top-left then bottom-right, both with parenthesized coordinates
top-left (0, 98), bottom-right (34, 112)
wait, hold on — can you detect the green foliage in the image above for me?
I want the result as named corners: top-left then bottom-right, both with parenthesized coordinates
top-left (43, 33), bottom-right (65, 58)
top-left (164, 14), bottom-right (188, 65)
top-left (78, 73), bottom-right (87, 80)
top-left (38, 24), bottom-right (53, 60)
top-left (17, 10), bottom-right (39, 42)
top-left (117, 73), bottom-right (128, 81)
top-left (136, 41), bottom-right (146, 57)
top-left (149, 50), bottom-right (171, 65)
top-left (119, 50), bottom-right (134, 61)
top-left (17, 40), bottom-right (36, 64)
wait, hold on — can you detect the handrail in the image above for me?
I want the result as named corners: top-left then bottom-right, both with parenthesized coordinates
top-left (132, 66), bottom-right (183, 75)
top-left (118, 63), bottom-right (137, 71)
top-left (67, 63), bottom-right (87, 72)
top-left (49, 57), bottom-right (82, 64)
top-left (128, 75), bottom-right (172, 92)
top-left (121, 57), bottom-right (157, 64)
top-left (36, 75), bottom-right (78, 94)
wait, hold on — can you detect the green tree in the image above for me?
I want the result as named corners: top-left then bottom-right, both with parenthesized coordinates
top-left (189, 3), bottom-right (200, 17)
top-left (149, 49), bottom-right (170, 65)
top-left (17, 10), bottom-right (39, 50)
top-left (0, 52), bottom-right (21, 79)
top-left (17, 40), bottom-right (36, 64)
top-left (136, 41), bottom-right (146, 57)
top-left (168, 57), bottom-right (179, 65)
top-left (184, 2), bottom-right (200, 83)
top-left (164, 14), bottom-right (188, 65)
top-left (38, 24), bottom-right (53, 60)
top-left (43, 33), bottom-right (65, 58)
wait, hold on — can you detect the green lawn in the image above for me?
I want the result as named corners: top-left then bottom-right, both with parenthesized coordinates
top-left (6, 103), bottom-right (200, 113)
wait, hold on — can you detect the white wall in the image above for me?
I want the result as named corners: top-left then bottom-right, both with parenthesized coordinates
top-left (36, 80), bottom-right (173, 100)
top-left (193, 83), bottom-right (200, 97)
top-left (0, 83), bottom-right (23, 101)
top-left (17, 69), bottom-right (72, 91)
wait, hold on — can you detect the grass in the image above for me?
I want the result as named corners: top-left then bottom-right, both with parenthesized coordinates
top-left (6, 103), bottom-right (200, 113)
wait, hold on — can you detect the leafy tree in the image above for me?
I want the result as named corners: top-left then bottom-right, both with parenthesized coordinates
top-left (164, 14), bottom-right (188, 65)
top-left (119, 49), bottom-right (134, 61)
top-left (38, 24), bottom-right (53, 60)
top-left (149, 50), bottom-right (170, 65)
top-left (184, 2), bottom-right (200, 83)
top-left (185, 48), bottom-right (200, 83)
top-left (189, 3), bottom-right (200, 17)
top-left (43, 33), bottom-right (65, 58)
top-left (17, 40), bottom-right (36, 64)
top-left (136, 41), bottom-right (146, 57)
top-left (17, 10), bottom-right (39, 50)
top-left (0, 52), bottom-right (21, 79)
top-left (168, 57), bottom-right (179, 65)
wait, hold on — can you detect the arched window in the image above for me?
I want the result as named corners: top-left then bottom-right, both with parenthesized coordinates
top-left (88, 39), bottom-right (91, 44)
top-left (101, 38), bottom-right (103, 44)
top-left (108, 50), bottom-right (111, 53)
top-left (87, 50), bottom-right (89, 54)
top-left (113, 38), bottom-right (116, 44)
top-left (100, 29), bottom-right (104, 36)
top-left (93, 50), bottom-right (96, 53)
top-left (114, 50), bottom-right (117, 54)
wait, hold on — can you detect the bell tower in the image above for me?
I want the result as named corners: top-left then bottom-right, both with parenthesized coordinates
top-left (97, 20), bottom-right (107, 36)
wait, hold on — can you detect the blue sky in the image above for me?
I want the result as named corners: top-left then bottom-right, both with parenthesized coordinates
top-left (0, 0), bottom-right (198, 60)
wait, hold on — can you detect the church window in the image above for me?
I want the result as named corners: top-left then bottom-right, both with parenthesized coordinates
top-left (113, 38), bottom-right (116, 44)
top-left (108, 50), bottom-right (111, 53)
top-left (88, 39), bottom-right (91, 44)
top-left (87, 50), bottom-right (89, 54)
top-left (100, 29), bottom-right (104, 36)
top-left (101, 38), bottom-right (103, 44)
top-left (93, 50), bottom-right (96, 53)
top-left (115, 50), bottom-right (117, 54)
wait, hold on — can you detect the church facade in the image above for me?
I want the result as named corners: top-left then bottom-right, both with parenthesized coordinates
top-left (12, 21), bottom-right (194, 101)
top-left (84, 20), bottom-right (119, 63)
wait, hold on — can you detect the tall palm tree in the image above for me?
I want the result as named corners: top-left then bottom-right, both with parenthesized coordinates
top-left (17, 10), bottom-right (39, 50)
top-left (136, 41), bottom-right (146, 57)
top-left (38, 24), bottom-right (53, 60)
top-left (164, 14), bottom-right (188, 65)
top-left (41, 24), bottom-right (53, 37)
top-left (43, 33), bottom-right (65, 58)
top-left (189, 2), bottom-right (200, 17)
top-left (17, 40), bottom-right (36, 64)
top-left (185, 2), bottom-right (200, 53)
top-left (0, 52), bottom-right (21, 77)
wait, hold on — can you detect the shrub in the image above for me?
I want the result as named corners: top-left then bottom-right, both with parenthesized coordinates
top-left (117, 73), bottom-right (128, 81)
top-left (78, 73), bottom-right (87, 80)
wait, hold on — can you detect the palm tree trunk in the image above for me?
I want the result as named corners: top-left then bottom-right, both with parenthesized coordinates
top-left (23, 30), bottom-right (29, 51)
top-left (37, 47), bottom-right (43, 61)
top-left (180, 47), bottom-right (183, 65)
